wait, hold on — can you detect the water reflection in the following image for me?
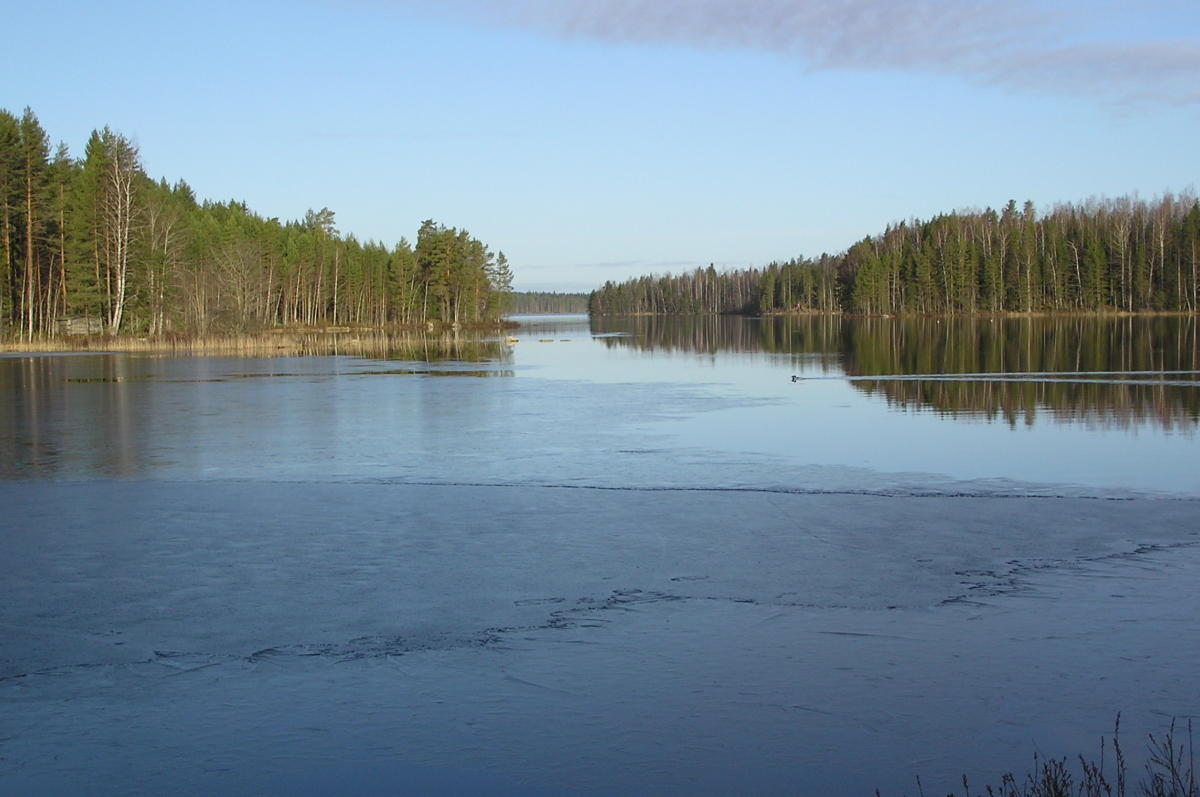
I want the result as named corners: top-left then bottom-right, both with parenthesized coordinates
top-left (3, 317), bottom-right (1198, 485)
top-left (590, 314), bottom-right (844, 369)
top-left (0, 355), bottom-right (147, 477)
top-left (0, 335), bottom-right (513, 479)
top-left (590, 314), bottom-right (1200, 428)
top-left (508, 313), bottom-right (591, 340)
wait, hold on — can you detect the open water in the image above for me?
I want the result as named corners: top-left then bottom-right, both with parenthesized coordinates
top-left (1, 314), bottom-right (1198, 795)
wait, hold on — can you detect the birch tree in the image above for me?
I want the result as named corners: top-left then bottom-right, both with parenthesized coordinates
top-left (100, 128), bottom-right (140, 334)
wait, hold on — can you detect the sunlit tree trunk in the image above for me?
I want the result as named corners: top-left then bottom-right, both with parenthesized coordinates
top-left (104, 134), bottom-right (137, 334)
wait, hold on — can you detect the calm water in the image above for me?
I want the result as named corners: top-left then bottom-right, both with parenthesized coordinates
top-left (2, 314), bottom-right (1199, 796)
top-left (3, 314), bottom-right (1198, 495)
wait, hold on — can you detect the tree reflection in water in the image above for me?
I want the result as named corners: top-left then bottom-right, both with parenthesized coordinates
top-left (590, 314), bottom-right (1200, 429)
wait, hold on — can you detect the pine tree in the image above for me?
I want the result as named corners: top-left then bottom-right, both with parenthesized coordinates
top-left (0, 110), bottom-right (21, 330)
top-left (46, 142), bottom-right (75, 324)
top-left (18, 108), bottom-right (51, 337)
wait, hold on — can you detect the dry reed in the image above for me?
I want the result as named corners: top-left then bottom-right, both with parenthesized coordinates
top-left (0, 329), bottom-right (514, 360)
top-left (879, 716), bottom-right (1196, 797)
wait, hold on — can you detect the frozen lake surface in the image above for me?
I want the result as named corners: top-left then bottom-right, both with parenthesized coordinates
top-left (2, 315), bottom-right (1199, 795)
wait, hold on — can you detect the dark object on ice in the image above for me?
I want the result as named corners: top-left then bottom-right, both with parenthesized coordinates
top-left (791, 375), bottom-right (804, 382)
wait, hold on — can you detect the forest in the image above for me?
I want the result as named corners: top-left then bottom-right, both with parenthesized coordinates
top-left (589, 195), bottom-right (1200, 316)
top-left (0, 107), bottom-right (513, 339)
top-left (508, 291), bottom-right (589, 314)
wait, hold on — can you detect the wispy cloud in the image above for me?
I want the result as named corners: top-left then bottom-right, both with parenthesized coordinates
top-left (983, 39), bottom-right (1200, 108)
top-left (412, 0), bottom-right (1200, 107)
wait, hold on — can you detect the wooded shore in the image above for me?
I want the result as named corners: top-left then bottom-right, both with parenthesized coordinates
top-left (2, 107), bottom-right (515, 341)
top-left (589, 195), bottom-right (1200, 317)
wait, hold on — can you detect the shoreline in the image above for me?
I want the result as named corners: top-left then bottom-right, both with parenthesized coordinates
top-left (589, 309), bottom-right (1200, 319)
top-left (0, 323), bottom-right (518, 355)
top-left (4, 311), bottom-right (1196, 352)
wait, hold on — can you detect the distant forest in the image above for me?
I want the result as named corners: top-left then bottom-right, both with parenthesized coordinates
top-left (589, 195), bottom-right (1200, 316)
top-left (0, 106), bottom-right (513, 339)
top-left (509, 291), bottom-right (589, 314)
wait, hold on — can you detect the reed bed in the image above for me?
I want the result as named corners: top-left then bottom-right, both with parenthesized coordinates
top-left (0, 329), bottom-right (514, 360)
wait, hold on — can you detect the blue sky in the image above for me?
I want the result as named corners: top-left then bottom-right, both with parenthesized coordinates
top-left (5, 0), bottom-right (1197, 291)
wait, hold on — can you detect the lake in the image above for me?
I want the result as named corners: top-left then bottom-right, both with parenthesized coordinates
top-left (2, 314), bottom-right (1198, 795)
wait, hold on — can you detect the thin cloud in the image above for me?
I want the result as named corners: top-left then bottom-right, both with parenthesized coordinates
top-left (414, 0), bottom-right (1199, 107)
top-left (983, 40), bottom-right (1200, 107)
top-left (452, 0), bottom-right (1039, 66)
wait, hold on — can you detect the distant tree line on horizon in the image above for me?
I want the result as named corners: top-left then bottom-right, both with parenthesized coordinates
top-left (0, 106), bottom-right (513, 339)
top-left (508, 291), bottom-right (588, 314)
top-left (589, 195), bottom-right (1200, 316)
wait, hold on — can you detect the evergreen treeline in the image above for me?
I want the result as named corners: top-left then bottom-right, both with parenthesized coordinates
top-left (0, 107), bottom-right (514, 339)
top-left (589, 196), bottom-right (1200, 316)
top-left (509, 291), bottom-right (589, 314)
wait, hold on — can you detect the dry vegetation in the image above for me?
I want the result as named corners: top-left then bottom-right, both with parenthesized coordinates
top-left (884, 717), bottom-right (1196, 797)
top-left (0, 328), bottom-right (514, 359)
